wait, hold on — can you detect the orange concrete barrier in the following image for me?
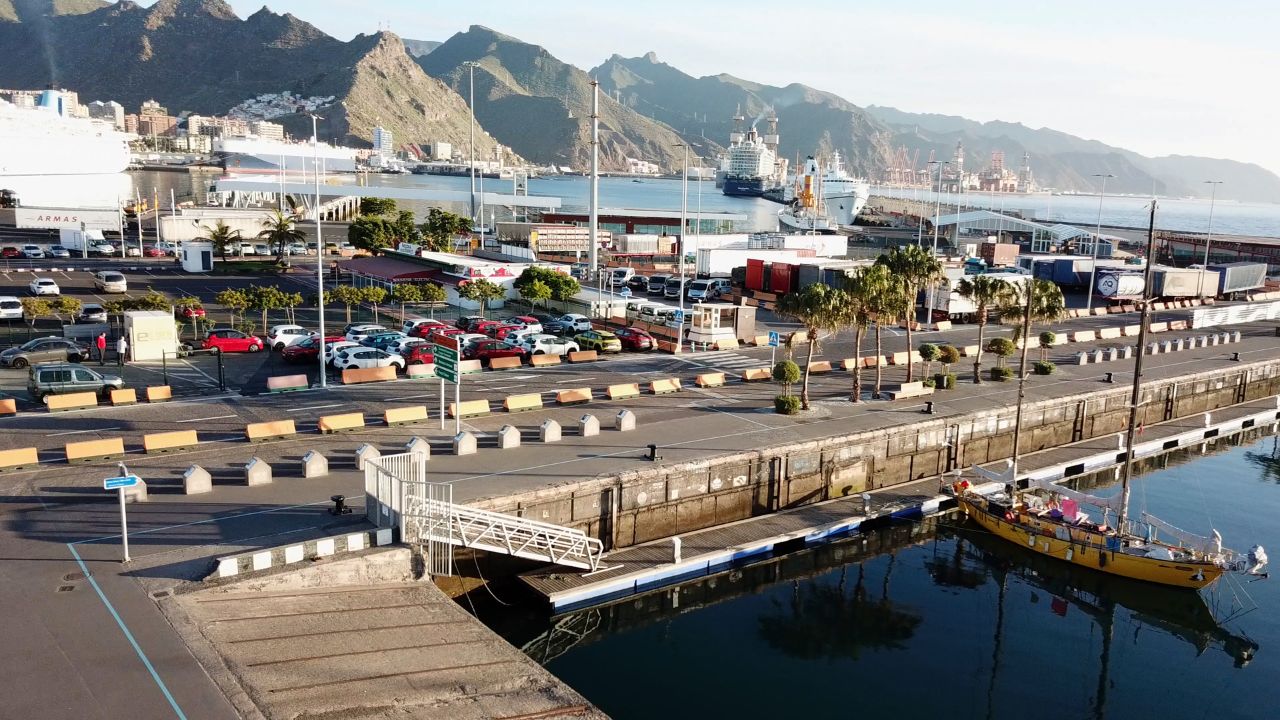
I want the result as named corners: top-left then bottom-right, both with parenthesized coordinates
top-left (0, 398), bottom-right (15, 415)
top-left (651, 378), bottom-right (683, 395)
top-left (342, 366), bottom-right (396, 385)
top-left (568, 350), bottom-right (599, 363)
top-left (607, 383), bottom-right (642, 400)
top-left (458, 359), bottom-right (484, 374)
top-left (489, 356), bottom-right (523, 370)
top-left (406, 363), bottom-right (436, 378)
top-left (530, 354), bottom-right (562, 367)
top-left (110, 388), bottom-right (137, 406)
top-left (384, 405), bottom-right (429, 426)
top-left (317, 412), bottom-right (366, 433)
top-left (504, 393), bottom-right (544, 413)
top-left (713, 338), bottom-right (740, 351)
top-left (447, 399), bottom-right (491, 419)
top-left (245, 419), bottom-right (296, 442)
top-left (46, 392), bottom-right (98, 412)
top-left (0, 447), bottom-right (38, 471)
top-left (808, 360), bottom-right (833, 374)
top-left (65, 437), bottom-right (125, 463)
top-left (696, 372), bottom-right (726, 388)
top-left (556, 387), bottom-right (593, 405)
top-left (146, 385), bottom-right (172, 402)
top-left (742, 368), bottom-right (772, 381)
top-left (143, 429), bottom-right (199, 454)
top-left (267, 374), bottom-right (309, 392)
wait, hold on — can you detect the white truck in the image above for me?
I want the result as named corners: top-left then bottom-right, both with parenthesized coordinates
top-left (59, 228), bottom-right (115, 257)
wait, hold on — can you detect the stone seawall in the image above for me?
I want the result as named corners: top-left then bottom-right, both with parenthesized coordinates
top-left (470, 360), bottom-right (1280, 551)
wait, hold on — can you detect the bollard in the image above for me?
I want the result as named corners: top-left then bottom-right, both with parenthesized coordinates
top-left (1104, 372), bottom-right (1114, 383)
top-left (354, 444), bottom-right (381, 471)
top-left (245, 457), bottom-right (272, 486)
top-left (497, 425), bottom-right (521, 449)
top-left (183, 465), bottom-right (211, 495)
top-left (579, 414), bottom-right (600, 437)
top-left (453, 431), bottom-right (477, 456)
top-left (540, 419), bottom-right (561, 443)
top-left (615, 409), bottom-right (636, 432)
top-left (672, 536), bottom-right (682, 563)
top-left (923, 401), bottom-right (935, 415)
top-left (405, 436), bottom-right (431, 460)
top-left (861, 493), bottom-right (872, 516)
top-left (301, 451), bottom-right (329, 479)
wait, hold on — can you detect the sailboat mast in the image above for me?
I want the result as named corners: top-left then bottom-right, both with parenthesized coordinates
top-left (1118, 200), bottom-right (1160, 524)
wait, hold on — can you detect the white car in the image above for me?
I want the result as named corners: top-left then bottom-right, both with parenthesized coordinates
top-left (323, 340), bottom-right (361, 363)
top-left (520, 333), bottom-right (580, 356)
top-left (267, 324), bottom-right (315, 350)
top-left (21, 245), bottom-right (44, 259)
top-left (332, 347), bottom-right (404, 371)
top-left (28, 277), bottom-right (59, 296)
top-left (344, 324), bottom-right (387, 342)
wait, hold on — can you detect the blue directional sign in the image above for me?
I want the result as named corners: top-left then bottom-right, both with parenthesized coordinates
top-left (103, 475), bottom-right (140, 490)
top-left (768, 331), bottom-right (780, 347)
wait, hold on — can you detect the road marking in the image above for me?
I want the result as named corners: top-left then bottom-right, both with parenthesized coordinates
top-left (287, 403), bottom-right (344, 412)
top-left (47, 426), bottom-right (123, 436)
top-left (175, 414), bottom-right (236, 423)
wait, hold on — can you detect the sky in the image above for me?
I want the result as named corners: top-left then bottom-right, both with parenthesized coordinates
top-left (148, 0), bottom-right (1280, 177)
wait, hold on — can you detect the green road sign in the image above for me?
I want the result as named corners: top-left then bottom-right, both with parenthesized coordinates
top-left (435, 344), bottom-right (459, 383)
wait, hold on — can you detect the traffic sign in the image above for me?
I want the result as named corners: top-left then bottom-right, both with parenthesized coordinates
top-left (768, 331), bottom-right (780, 347)
top-left (434, 343), bottom-right (459, 384)
top-left (103, 474), bottom-right (140, 490)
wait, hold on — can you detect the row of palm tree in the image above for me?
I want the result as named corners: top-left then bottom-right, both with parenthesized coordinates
top-left (777, 247), bottom-right (1066, 411)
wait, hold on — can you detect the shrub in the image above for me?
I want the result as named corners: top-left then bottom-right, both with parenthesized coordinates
top-left (774, 394), bottom-right (802, 415)
top-left (990, 366), bottom-right (1015, 381)
top-left (1033, 360), bottom-right (1056, 375)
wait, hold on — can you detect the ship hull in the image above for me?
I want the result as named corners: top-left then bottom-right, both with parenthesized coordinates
top-left (958, 496), bottom-right (1223, 590)
top-left (722, 176), bottom-right (766, 197)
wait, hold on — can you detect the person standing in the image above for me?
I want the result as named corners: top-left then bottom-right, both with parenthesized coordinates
top-left (116, 335), bottom-right (128, 366)
top-left (96, 332), bottom-right (107, 366)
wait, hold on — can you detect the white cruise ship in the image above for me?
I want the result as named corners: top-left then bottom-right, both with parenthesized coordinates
top-left (820, 151), bottom-right (870, 226)
top-left (216, 136), bottom-right (358, 175)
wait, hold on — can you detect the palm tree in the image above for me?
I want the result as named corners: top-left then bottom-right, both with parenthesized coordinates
top-left (197, 220), bottom-right (242, 262)
top-left (956, 275), bottom-right (1012, 384)
top-left (999, 278), bottom-right (1066, 472)
top-left (876, 245), bottom-right (942, 382)
top-left (861, 266), bottom-right (906, 399)
top-left (778, 283), bottom-right (846, 410)
top-left (843, 264), bottom-right (891, 403)
top-left (259, 209), bottom-right (305, 262)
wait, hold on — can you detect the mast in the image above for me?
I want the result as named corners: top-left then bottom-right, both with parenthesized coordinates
top-left (1118, 200), bottom-right (1159, 524)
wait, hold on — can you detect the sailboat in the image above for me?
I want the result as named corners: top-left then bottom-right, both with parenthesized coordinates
top-left (954, 200), bottom-right (1268, 590)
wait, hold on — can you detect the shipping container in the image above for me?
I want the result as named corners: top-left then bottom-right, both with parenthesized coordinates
top-left (1208, 262), bottom-right (1267, 295)
top-left (1152, 267), bottom-right (1218, 298)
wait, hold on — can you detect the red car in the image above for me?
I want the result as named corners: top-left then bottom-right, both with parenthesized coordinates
top-left (179, 305), bottom-right (207, 319)
top-left (464, 339), bottom-right (525, 366)
top-left (0, 247), bottom-right (20, 259)
top-left (402, 343), bottom-right (435, 365)
top-left (143, 246), bottom-right (166, 258)
top-left (282, 334), bottom-right (344, 363)
top-left (203, 328), bottom-right (264, 353)
top-left (614, 327), bottom-right (655, 351)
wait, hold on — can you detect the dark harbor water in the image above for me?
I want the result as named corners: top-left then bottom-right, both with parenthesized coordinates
top-left (491, 433), bottom-right (1280, 720)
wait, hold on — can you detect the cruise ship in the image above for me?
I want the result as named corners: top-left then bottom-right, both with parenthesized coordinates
top-left (720, 109), bottom-right (785, 197)
top-left (216, 136), bottom-right (358, 175)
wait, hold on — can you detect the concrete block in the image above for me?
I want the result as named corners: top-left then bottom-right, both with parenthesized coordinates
top-left (1105, 348), bottom-right (1117, 362)
top-left (497, 425), bottom-right (520, 449)
top-left (182, 465), bottom-right (212, 495)
top-left (354, 443), bottom-right (381, 471)
top-left (1076, 351), bottom-right (1089, 366)
top-left (1121, 346), bottom-right (1133, 360)
top-left (540, 420), bottom-right (561, 443)
top-left (123, 479), bottom-right (148, 503)
top-left (616, 409), bottom-right (636, 432)
top-left (579, 414), bottom-right (600, 437)
top-left (245, 457), bottom-right (272, 486)
top-left (405, 436), bottom-right (431, 460)
top-left (301, 451), bottom-right (328, 479)
top-left (284, 545), bottom-right (304, 564)
top-left (315, 538), bottom-right (335, 557)
top-left (453, 431), bottom-right (477, 456)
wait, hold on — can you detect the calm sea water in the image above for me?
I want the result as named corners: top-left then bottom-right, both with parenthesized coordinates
top-left (495, 434), bottom-right (1280, 720)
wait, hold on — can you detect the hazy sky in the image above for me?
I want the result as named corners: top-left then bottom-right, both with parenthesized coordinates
top-left (156, 0), bottom-right (1279, 176)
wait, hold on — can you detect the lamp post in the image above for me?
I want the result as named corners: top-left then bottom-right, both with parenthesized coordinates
top-left (309, 113), bottom-right (327, 389)
top-left (925, 161), bottom-right (949, 321)
top-left (1199, 180), bottom-right (1223, 299)
top-left (1085, 173), bottom-right (1114, 312)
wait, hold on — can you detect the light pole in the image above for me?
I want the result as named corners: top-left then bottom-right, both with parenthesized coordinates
top-left (309, 113), bottom-right (327, 389)
top-left (465, 62), bottom-right (478, 227)
top-left (1085, 172), bottom-right (1114, 312)
top-left (1198, 180), bottom-right (1223, 299)
top-left (676, 143), bottom-right (689, 351)
top-left (925, 161), bottom-right (949, 322)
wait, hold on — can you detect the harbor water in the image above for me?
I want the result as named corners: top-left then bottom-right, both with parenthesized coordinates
top-left (491, 433), bottom-right (1280, 720)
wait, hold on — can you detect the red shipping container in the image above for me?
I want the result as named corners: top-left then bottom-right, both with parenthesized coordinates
top-left (746, 258), bottom-right (766, 293)
top-left (771, 262), bottom-right (794, 295)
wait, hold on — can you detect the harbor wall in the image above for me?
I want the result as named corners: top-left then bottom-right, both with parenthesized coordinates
top-left (470, 359), bottom-right (1280, 550)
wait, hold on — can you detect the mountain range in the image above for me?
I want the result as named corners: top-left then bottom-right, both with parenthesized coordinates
top-left (0, 0), bottom-right (1275, 202)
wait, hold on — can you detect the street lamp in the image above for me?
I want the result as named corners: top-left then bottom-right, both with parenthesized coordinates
top-left (308, 113), bottom-right (327, 388)
top-left (1085, 172), bottom-right (1115, 312)
top-left (1199, 180), bottom-right (1223, 299)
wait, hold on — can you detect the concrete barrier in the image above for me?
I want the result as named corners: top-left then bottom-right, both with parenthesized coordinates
top-left (540, 419), bottom-right (562, 443)
top-left (142, 429), bottom-right (199, 454)
top-left (448, 399), bottom-right (491, 419)
top-left (1071, 330), bottom-right (1097, 343)
top-left (266, 374), bottom-right (309, 392)
top-left (384, 405), bottom-right (429, 426)
top-left (245, 419), bottom-right (296, 442)
top-left (651, 378), bottom-right (683, 395)
top-left (616, 409), bottom-right (636, 432)
top-left (354, 444), bottom-right (380, 470)
top-left (742, 367), bottom-right (771, 382)
top-left (579, 414), bottom-right (600, 437)
top-left (488, 356), bottom-right (523, 370)
top-left (1122, 324), bottom-right (1142, 337)
top-left (607, 382), bottom-right (642, 400)
top-left (245, 457), bottom-right (272, 486)
top-left (183, 465), bottom-right (211, 495)
top-left (557, 387), bottom-right (593, 405)
top-left (406, 363), bottom-right (436, 379)
top-left (46, 392), bottom-right (98, 412)
top-left (696, 372), bottom-right (727, 388)
top-left (530, 354), bottom-right (562, 367)
top-left (146, 385), bottom-right (172, 402)
top-left (453, 432), bottom-right (477, 456)
top-left (1098, 328), bottom-right (1122, 340)
top-left (713, 338), bottom-right (740, 351)
top-left (568, 350), bottom-right (599, 363)
top-left (808, 360), bottom-right (833, 374)
top-left (504, 392), bottom-right (544, 413)
top-left (65, 437), bottom-right (125, 463)
top-left (301, 451), bottom-right (328, 478)
top-left (109, 389), bottom-right (136, 406)
top-left (497, 425), bottom-right (521, 449)
top-left (341, 366), bottom-right (396, 385)
top-left (317, 412), bottom-right (365, 434)
top-left (459, 359), bottom-right (484, 375)
top-left (0, 447), bottom-right (39, 472)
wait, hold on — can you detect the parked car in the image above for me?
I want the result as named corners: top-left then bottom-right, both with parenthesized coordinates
top-left (332, 347), bottom-right (405, 371)
top-left (0, 246), bottom-right (20, 259)
top-left (28, 277), bottom-right (60, 296)
top-left (647, 274), bottom-right (671, 295)
top-left (614, 327), bottom-right (655, 351)
top-left (143, 246), bottom-right (166, 258)
top-left (455, 315), bottom-right (485, 331)
top-left (1, 337), bottom-right (89, 368)
top-left (626, 275), bottom-right (649, 292)
top-left (47, 246), bottom-right (71, 259)
top-left (575, 329), bottom-right (623, 353)
top-left (519, 333), bottom-right (579, 356)
top-left (282, 335), bottom-right (344, 363)
top-left (202, 328), bottom-right (264, 353)
top-left (544, 313), bottom-right (592, 334)
top-left (323, 340), bottom-right (362, 364)
top-left (267, 324), bottom-right (315, 350)
top-left (27, 362), bottom-right (122, 402)
top-left (79, 303), bottom-right (108, 323)
top-left (93, 271), bottom-right (128, 293)
top-left (464, 339), bottom-right (526, 366)
top-left (0, 296), bottom-right (23, 321)
top-left (344, 324), bottom-right (387, 342)
top-left (20, 245), bottom-right (44, 259)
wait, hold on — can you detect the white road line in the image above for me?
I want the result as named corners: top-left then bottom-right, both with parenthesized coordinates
top-left (47, 426), bottom-right (123, 436)
top-left (175, 414), bottom-right (236, 423)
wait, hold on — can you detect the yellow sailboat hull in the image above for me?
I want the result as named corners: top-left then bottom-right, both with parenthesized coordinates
top-left (958, 497), bottom-right (1223, 590)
